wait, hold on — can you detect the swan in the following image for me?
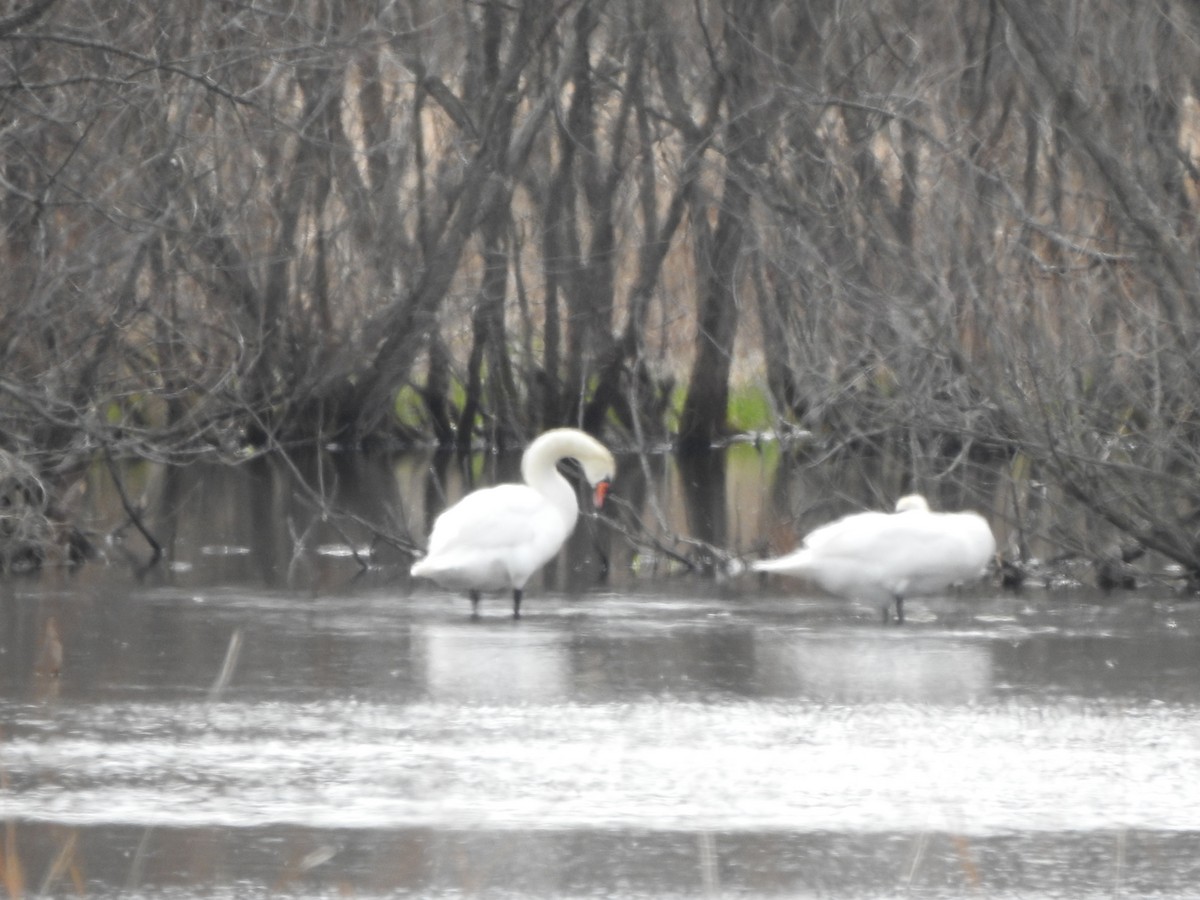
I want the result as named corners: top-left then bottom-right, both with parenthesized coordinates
top-left (751, 494), bottom-right (996, 623)
top-left (410, 428), bottom-right (616, 618)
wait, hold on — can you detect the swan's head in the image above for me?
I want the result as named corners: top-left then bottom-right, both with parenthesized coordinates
top-left (523, 428), bottom-right (616, 509)
top-left (576, 442), bottom-right (616, 509)
top-left (894, 494), bottom-right (930, 513)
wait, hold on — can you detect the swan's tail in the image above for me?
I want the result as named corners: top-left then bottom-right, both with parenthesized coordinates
top-left (750, 551), bottom-right (812, 576)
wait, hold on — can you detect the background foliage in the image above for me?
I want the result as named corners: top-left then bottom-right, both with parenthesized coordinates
top-left (3, 0), bottom-right (1200, 578)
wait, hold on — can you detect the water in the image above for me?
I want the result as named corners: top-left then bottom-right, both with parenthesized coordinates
top-left (2, 454), bottom-right (1200, 897)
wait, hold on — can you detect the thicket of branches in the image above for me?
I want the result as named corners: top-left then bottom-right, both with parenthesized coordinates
top-left (3, 0), bottom-right (1200, 578)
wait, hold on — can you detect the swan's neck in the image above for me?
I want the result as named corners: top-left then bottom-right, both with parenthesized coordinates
top-left (521, 433), bottom-right (582, 530)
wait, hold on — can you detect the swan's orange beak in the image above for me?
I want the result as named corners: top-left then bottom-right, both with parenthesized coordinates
top-left (592, 479), bottom-right (611, 509)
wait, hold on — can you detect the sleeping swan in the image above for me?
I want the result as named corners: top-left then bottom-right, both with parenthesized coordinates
top-left (410, 428), bottom-right (616, 618)
top-left (751, 494), bottom-right (995, 623)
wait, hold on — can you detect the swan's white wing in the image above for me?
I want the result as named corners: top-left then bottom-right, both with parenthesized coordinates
top-left (752, 509), bottom-right (994, 602)
top-left (885, 512), bottom-right (996, 593)
top-left (752, 511), bottom-right (891, 570)
top-left (799, 510), bottom-right (895, 555)
top-left (413, 484), bottom-right (572, 591)
top-left (425, 485), bottom-right (546, 554)
top-left (813, 511), bottom-right (992, 596)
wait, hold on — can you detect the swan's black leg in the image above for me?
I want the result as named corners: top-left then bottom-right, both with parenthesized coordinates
top-left (894, 595), bottom-right (905, 625)
top-left (512, 588), bottom-right (523, 619)
top-left (469, 590), bottom-right (481, 618)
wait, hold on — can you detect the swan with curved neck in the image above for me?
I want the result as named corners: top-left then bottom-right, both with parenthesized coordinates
top-left (752, 494), bottom-right (996, 623)
top-left (410, 428), bottom-right (616, 618)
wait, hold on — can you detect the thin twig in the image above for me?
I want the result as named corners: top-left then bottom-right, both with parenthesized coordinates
top-left (104, 450), bottom-right (162, 569)
top-left (207, 629), bottom-right (243, 703)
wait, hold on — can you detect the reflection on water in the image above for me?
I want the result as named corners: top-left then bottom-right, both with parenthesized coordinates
top-left (3, 453), bottom-right (1200, 897)
top-left (8, 650), bottom-right (1198, 834)
top-left (82, 442), bottom-right (1016, 592)
top-left (8, 822), bottom-right (1198, 900)
top-left (4, 580), bottom-right (1200, 898)
top-left (418, 624), bottom-right (569, 703)
top-left (754, 632), bottom-right (993, 703)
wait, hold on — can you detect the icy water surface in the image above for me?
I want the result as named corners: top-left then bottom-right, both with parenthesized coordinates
top-left (3, 572), bottom-right (1200, 898)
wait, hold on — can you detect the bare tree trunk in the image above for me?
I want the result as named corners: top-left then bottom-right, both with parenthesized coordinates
top-left (580, 9), bottom-right (707, 439)
top-left (677, 176), bottom-right (749, 451)
top-left (455, 0), bottom-right (518, 450)
top-left (342, 0), bottom-right (563, 442)
top-left (539, 194), bottom-right (564, 428)
top-left (999, 0), bottom-right (1200, 327)
top-left (424, 333), bottom-right (455, 447)
top-left (457, 214), bottom-right (519, 449)
top-left (678, 0), bottom-right (767, 452)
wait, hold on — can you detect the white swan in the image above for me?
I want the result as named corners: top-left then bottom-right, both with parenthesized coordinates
top-left (410, 428), bottom-right (616, 618)
top-left (751, 494), bottom-right (996, 623)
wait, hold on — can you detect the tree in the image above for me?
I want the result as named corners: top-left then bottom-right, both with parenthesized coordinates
top-left (4, 0), bottom-right (1200, 580)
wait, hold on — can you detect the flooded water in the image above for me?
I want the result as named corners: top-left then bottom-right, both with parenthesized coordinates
top-left (2, 451), bottom-right (1200, 898)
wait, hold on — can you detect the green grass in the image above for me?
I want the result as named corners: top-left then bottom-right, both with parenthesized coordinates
top-left (393, 381), bottom-right (468, 431)
top-left (393, 385), bottom-right (426, 429)
top-left (398, 379), bottom-right (775, 437)
top-left (726, 384), bottom-right (773, 432)
top-left (661, 383), bottom-right (777, 435)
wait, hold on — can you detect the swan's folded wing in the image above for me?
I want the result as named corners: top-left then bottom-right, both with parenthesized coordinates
top-left (424, 484), bottom-right (557, 556)
top-left (896, 513), bottom-right (995, 578)
top-left (787, 510), bottom-right (990, 573)
top-left (836, 512), bottom-right (994, 587)
top-left (799, 510), bottom-right (894, 555)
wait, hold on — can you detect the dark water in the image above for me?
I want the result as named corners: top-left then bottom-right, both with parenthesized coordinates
top-left (2, 451), bottom-right (1200, 898)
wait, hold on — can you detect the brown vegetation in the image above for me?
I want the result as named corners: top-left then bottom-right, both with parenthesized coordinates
top-left (1, 1), bottom-right (1200, 579)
